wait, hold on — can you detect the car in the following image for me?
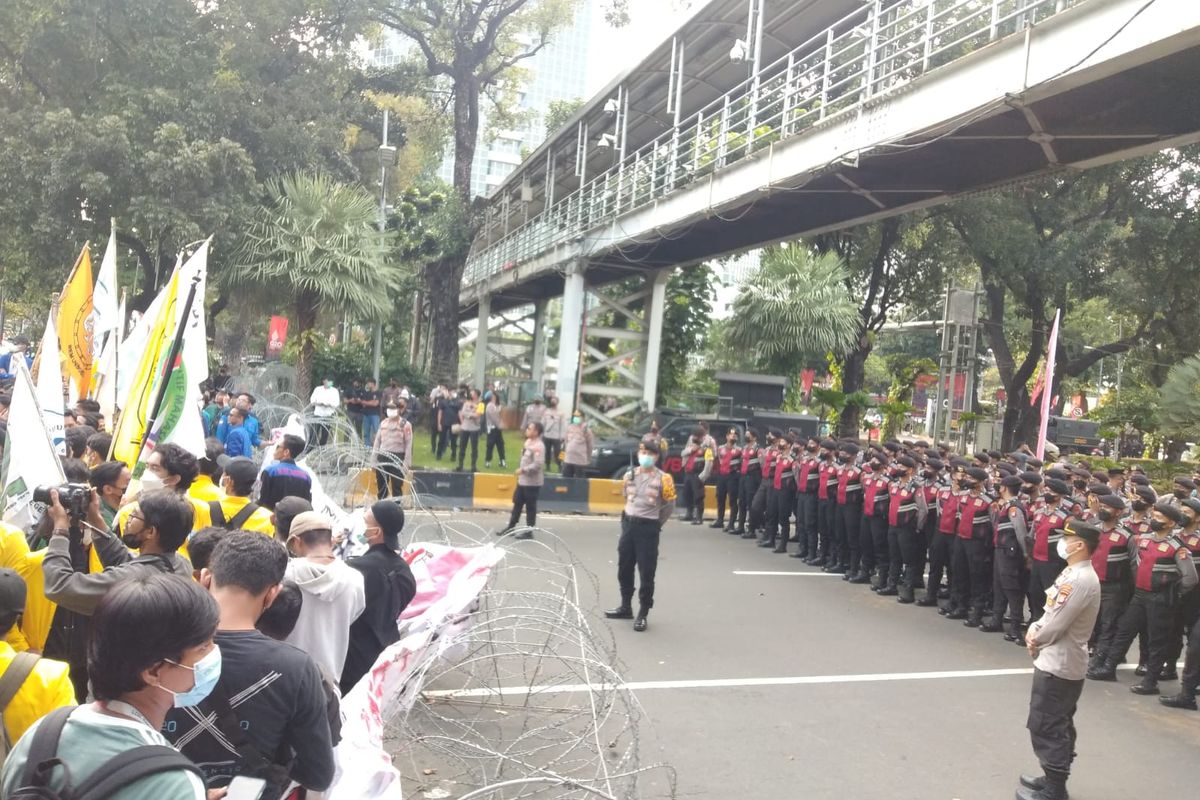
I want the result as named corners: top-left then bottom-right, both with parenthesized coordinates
top-left (589, 411), bottom-right (749, 483)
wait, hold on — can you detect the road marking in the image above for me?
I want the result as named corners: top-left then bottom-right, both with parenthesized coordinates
top-left (732, 570), bottom-right (842, 576)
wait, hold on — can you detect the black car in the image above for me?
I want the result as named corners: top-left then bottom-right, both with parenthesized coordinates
top-left (589, 411), bottom-right (748, 482)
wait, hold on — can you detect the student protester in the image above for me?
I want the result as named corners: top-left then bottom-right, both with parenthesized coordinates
top-left (221, 406), bottom-right (254, 459)
top-left (82, 432), bottom-right (112, 468)
top-left (258, 434), bottom-right (313, 510)
top-left (271, 497), bottom-right (313, 545)
top-left (0, 568), bottom-right (75, 744)
top-left (167, 532), bottom-right (334, 796)
top-left (207, 457), bottom-right (274, 534)
top-left (190, 438), bottom-right (226, 505)
top-left (185, 528), bottom-right (227, 583)
top-left (1, 573), bottom-right (218, 799)
top-left (283, 512), bottom-right (365, 684)
top-left (341, 502), bottom-right (416, 695)
top-left (89, 460), bottom-right (131, 528)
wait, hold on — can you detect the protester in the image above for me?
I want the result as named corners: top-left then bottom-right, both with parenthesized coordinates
top-left (185, 527), bottom-right (227, 582)
top-left (217, 393), bottom-right (262, 448)
top-left (64, 425), bottom-right (94, 460)
top-left (373, 400), bottom-right (413, 500)
top-left (207, 456), bottom-right (274, 534)
top-left (167, 532), bottom-right (334, 795)
top-left (117, 442), bottom-right (210, 534)
top-left (0, 568), bottom-right (75, 743)
top-left (190, 437), bottom-right (226, 504)
top-left (1, 573), bottom-right (216, 799)
top-left (89, 460), bottom-right (131, 528)
top-left (271, 496), bottom-right (314, 544)
top-left (340, 501), bottom-right (416, 695)
top-left (258, 433), bottom-right (312, 510)
top-left (360, 377), bottom-right (382, 445)
top-left (0, 336), bottom-right (33, 379)
top-left (283, 512), bottom-right (366, 684)
top-left (221, 406), bottom-right (254, 459)
top-left (82, 432), bottom-right (112, 468)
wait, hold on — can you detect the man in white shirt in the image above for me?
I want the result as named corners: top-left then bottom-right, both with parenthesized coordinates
top-left (309, 378), bottom-right (341, 447)
top-left (283, 512), bottom-right (366, 686)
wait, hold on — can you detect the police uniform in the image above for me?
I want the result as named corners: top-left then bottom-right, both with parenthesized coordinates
top-left (951, 475), bottom-right (993, 625)
top-left (734, 439), bottom-right (762, 538)
top-left (858, 460), bottom-right (889, 580)
top-left (926, 475), bottom-right (962, 607)
top-left (680, 436), bottom-right (713, 524)
top-left (1028, 481), bottom-right (1076, 623)
top-left (1162, 509), bottom-right (1200, 678)
top-left (795, 444), bottom-right (821, 560)
top-left (761, 442), bottom-right (796, 552)
top-left (835, 445), bottom-right (864, 579)
top-left (606, 448), bottom-right (677, 632)
top-left (1086, 496), bottom-right (1132, 670)
top-left (880, 458), bottom-right (922, 596)
top-left (712, 439), bottom-right (742, 531)
top-left (1019, 522), bottom-right (1101, 800)
top-left (816, 443), bottom-right (841, 571)
top-left (985, 477), bottom-right (1030, 641)
top-left (749, 439), bottom-right (777, 535)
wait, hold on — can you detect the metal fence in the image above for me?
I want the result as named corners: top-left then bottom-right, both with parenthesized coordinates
top-left (463, 0), bottom-right (1082, 288)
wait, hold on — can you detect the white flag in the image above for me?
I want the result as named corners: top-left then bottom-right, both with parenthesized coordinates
top-left (35, 311), bottom-right (66, 455)
top-left (1, 359), bottom-right (66, 529)
top-left (93, 224), bottom-right (121, 337)
top-left (92, 327), bottom-right (119, 430)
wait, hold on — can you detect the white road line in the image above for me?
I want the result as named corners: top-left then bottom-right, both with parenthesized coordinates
top-left (732, 570), bottom-right (842, 576)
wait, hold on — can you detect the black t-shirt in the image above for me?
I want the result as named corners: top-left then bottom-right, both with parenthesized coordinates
top-left (163, 630), bottom-right (335, 792)
top-left (360, 389), bottom-right (383, 416)
top-left (344, 387), bottom-right (363, 414)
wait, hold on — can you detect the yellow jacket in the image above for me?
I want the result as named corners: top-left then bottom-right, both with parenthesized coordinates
top-left (188, 475), bottom-right (224, 505)
top-left (0, 525), bottom-right (32, 651)
top-left (0, 641), bottom-right (75, 742)
top-left (206, 496), bottom-right (275, 536)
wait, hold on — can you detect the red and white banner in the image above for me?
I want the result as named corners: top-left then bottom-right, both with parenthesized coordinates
top-left (266, 315), bottom-right (289, 361)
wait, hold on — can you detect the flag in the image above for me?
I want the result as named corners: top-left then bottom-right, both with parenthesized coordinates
top-left (1035, 309), bottom-right (1061, 460)
top-left (57, 245), bottom-right (95, 398)
top-left (112, 260), bottom-right (182, 471)
top-left (92, 321), bottom-right (120, 428)
top-left (34, 310), bottom-right (66, 455)
top-left (93, 224), bottom-right (121, 338)
top-left (1, 359), bottom-right (66, 529)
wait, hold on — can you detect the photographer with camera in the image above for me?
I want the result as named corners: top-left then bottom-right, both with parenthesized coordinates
top-left (42, 488), bottom-right (194, 619)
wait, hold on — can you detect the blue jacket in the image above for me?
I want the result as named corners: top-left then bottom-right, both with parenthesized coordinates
top-left (217, 412), bottom-right (261, 447)
top-left (0, 350), bottom-right (33, 379)
top-left (223, 426), bottom-right (253, 459)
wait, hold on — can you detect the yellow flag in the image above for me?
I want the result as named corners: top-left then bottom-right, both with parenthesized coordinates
top-left (111, 264), bottom-right (181, 469)
top-left (57, 245), bottom-right (95, 398)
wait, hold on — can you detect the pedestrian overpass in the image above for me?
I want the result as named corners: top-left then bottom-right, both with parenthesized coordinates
top-left (459, 0), bottom-right (1200, 424)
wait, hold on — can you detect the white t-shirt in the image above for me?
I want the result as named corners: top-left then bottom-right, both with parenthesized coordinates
top-left (310, 385), bottom-right (341, 417)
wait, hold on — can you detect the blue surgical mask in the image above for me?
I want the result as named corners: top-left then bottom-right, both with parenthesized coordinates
top-left (638, 454), bottom-right (655, 468)
top-left (161, 645), bottom-right (222, 708)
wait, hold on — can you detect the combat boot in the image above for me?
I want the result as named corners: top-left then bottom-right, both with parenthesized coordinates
top-left (877, 578), bottom-right (898, 597)
top-left (897, 584), bottom-right (915, 604)
top-left (773, 539), bottom-right (788, 554)
top-left (964, 609), bottom-right (982, 628)
top-left (1159, 684), bottom-right (1198, 710)
top-left (1159, 665), bottom-right (1179, 681)
top-left (1017, 769), bottom-right (1069, 800)
top-left (604, 605), bottom-right (634, 620)
top-left (1005, 620), bottom-right (1025, 645)
top-left (979, 616), bottom-right (1004, 633)
top-left (946, 606), bottom-right (968, 620)
top-left (633, 607), bottom-right (649, 632)
top-left (848, 570), bottom-right (871, 584)
top-left (1086, 658), bottom-right (1118, 681)
top-left (915, 590), bottom-right (939, 607)
top-left (1130, 677), bottom-right (1160, 695)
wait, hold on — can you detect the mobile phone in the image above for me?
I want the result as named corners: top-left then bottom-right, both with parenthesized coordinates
top-left (225, 776), bottom-right (269, 800)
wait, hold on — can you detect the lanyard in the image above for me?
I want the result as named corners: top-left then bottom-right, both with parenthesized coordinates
top-left (102, 700), bottom-right (155, 730)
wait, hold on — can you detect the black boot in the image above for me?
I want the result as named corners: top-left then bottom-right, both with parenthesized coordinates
top-left (1160, 665), bottom-right (1179, 681)
top-left (633, 608), bottom-right (648, 632)
top-left (963, 609), bottom-right (982, 628)
top-left (849, 570), bottom-right (871, 585)
top-left (757, 534), bottom-right (776, 548)
top-left (915, 591), bottom-right (939, 607)
top-left (877, 578), bottom-right (898, 597)
top-left (682, 513), bottom-right (694, 522)
top-left (1017, 769), bottom-right (1068, 800)
top-left (1005, 621), bottom-right (1025, 644)
top-left (604, 604), bottom-right (634, 620)
top-left (741, 529), bottom-right (758, 540)
top-left (1134, 663), bottom-right (1148, 676)
top-left (979, 616), bottom-right (1004, 633)
top-left (773, 540), bottom-right (788, 554)
top-left (1160, 685), bottom-right (1198, 710)
top-left (1130, 677), bottom-right (1160, 695)
top-left (709, 519), bottom-right (725, 529)
top-left (897, 584), bottom-right (915, 604)
top-left (1086, 658), bottom-right (1118, 681)
top-left (946, 607), bottom-right (968, 620)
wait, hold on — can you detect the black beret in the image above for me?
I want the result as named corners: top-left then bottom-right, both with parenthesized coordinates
top-left (1174, 476), bottom-right (1197, 490)
top-left (996, 463), bottom-right (1017, 476)
top-left (1086, 483), bottom-right (1113, 496)
top-left (1098, 494), bottom-right (1126, 510)
top-left (820, 439), bottom-right (837, 449)
top-left (842, 443), bottom-right (860, 455)
top-left (1154, 501), bottom-right (1184, 525)
top-left (1062, 520), bottom-right (1100, 551)
top-left (966, 467), bottom-right (988, 482)
top-left (973, 452), bottom-right (990, 464)
top-left (1046, 468), bottom-right (1071, 482)
top-left (913, 440), bottom-right (930, 449)
top-left (1025, 458), bottom-right (1044, 469)
top-left (1182, 497), bottom-right (1200, 515)
top-left (925, 458), bottom-right (944, 470)
top-left (1000, 475), bottom-right (1024, 491)
top-left (883, 441), bottom-right (901, 453)
top-left (950, 457), bottom-right (970, 469)
top-left (1108, 467), bottom-right (1126, 477)
top-left (988, 450), bottom-right (1003, 460)
top-left (1019, 471), bottom-right (1043, 485)
top-left (1044, 478), bottom-right (1071, 496)
top-left (897, 455), bottom-right (916, 468)
top-left (1134, 486), bottom-right (1157, 503)
top-left (1129, 474), bottom-right (1150, 486)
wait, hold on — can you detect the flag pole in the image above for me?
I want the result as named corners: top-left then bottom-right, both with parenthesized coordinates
top-left (133, 273), bottom-right (201, 467)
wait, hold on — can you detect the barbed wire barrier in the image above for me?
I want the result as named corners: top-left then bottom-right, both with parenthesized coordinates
top-left (251, 393), bottom-right (676, 799)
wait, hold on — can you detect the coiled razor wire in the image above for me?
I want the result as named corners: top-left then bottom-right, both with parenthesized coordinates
top-left (252, 392), bottom-right (678, 799)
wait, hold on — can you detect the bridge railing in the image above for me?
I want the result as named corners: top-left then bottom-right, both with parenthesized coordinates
top-left (464, 0), bottom-right (1080, 289)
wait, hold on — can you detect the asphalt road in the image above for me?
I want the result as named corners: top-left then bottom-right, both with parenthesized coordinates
top-left (405, 510), bottom-right (1200, 800)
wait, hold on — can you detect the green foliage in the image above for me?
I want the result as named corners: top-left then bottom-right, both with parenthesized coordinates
top-left (294, 340), bottom-right (431, 397)
top-left (877, 399), bottom-right (915, 442)
top-left (1088, 383), bottom-right (1160, 438)
top-left (545, 98), bottom-right (586, 137)
top-left (657, 264), bottom-right (717, 404)
top-left (726, 247), bottom-right (861, 371)
top-left (1159, 355), bottom-right (1200, 439)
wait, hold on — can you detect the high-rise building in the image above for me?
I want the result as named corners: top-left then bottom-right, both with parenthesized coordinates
top-left (373, 1), bottom-right (595, 200)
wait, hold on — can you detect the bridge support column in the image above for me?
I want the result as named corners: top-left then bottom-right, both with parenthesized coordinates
top-left (642, 268), bottom-right (670, 410)
top-left (531, 298), bottom-right (548, 390)
top-left (472, 294), bottom-right (490, 389)
top-left (555, 265), bottom-right (586, 414)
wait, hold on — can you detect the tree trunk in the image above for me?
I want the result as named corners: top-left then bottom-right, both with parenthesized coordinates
top-left (295, 290), bottom-right (319, 399)
top-left (837, 338), bottom-right (871, 438)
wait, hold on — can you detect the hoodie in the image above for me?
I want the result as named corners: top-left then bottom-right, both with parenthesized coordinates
top-left (284, 558), bottom-right (366, 683)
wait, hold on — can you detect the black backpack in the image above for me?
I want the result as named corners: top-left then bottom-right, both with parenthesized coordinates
top-left (9, 706), bottom-right (202, 799)
top-left (209, 501), bottom-right (262, 531)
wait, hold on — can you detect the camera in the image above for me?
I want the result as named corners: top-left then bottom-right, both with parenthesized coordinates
top-left (33, 483), bottom-right (91, 521)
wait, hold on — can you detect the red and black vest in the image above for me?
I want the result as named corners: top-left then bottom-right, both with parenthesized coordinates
top-left (937, 488), bottom-right (961, 535)
top-left (761, 448), bottom-right (777, 480)
top-left (1032, 499), bottom-right (1073, 562)
top-left (798, 455), bottom-right (819, 494)
top-left (1132, 534), bottom-right (1186, 592)
top-left (862, 473), bottom-right (887, 517)
top-left (888, 479), bottom-right (919, 527)
top-left (772, 452), bottom-right (796, 490)
top-left (1090, 525), bottom-right (1131, 583)
top-left (836, 464), bottom-right (862, 506)
top-left (993, 498), bottom-right (1028, 550)
top-left (741, 444), bottom-right (761, 476)
top-left (818, 461), bottom-right (836, 500)
top-left (956, 493), bottom-right (993, 540)
top-left (717, 445), bottom-right (741, 476)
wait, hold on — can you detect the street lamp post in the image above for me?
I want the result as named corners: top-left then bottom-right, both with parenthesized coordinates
top-left (375, 110), bottom-right (399, 383)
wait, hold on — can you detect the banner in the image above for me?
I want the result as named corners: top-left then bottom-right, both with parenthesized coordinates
top-left (1, 360), bottom-right (66, 529)
top-left (1036, 309), bottom-right (1061, 460)
top-left (57, 245), bottom-right (95, 399)
top-left (34, 310), bottom-right (66, 455)
top-left (266, 315), bottom-right (289, 361)
top-left (93, 226), bottom-right (121, 338)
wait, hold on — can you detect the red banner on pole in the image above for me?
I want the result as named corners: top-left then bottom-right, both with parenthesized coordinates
top-left (266, 316), bottom-right (289, 361)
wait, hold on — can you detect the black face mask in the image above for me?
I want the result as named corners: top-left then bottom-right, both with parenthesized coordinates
top-left (121, 530), bottom-right (144, 550)
top-left (1132, 500), bottom-right (1150, 512)
top-left (1098, 509), bottom-right (1116, 523)
top-left (1174, 489), bottom-right (1190, 499)
top-left (1044, 493), bottom-right (1056, 504)
top-left (961, 480), bottom-right (978, 491)
top-left (1150, 519), bottom-right (1169, 533)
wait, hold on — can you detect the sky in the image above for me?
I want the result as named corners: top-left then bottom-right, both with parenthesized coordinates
top-left (585, 1), bottom-right (696, 94)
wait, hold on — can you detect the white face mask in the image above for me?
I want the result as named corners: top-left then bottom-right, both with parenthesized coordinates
top-left (1056, 539), bottom-right (1073, 560)
top-left (387, 409), bottom-right (400, 418)
top-left (140, 470), bottom-right (165, 491)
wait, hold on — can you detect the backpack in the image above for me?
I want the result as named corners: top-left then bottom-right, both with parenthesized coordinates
top-left (0, 652), bottom-right (40, 765)
top-left (209, 501), bottom-right (262, 531)
top-left (8, 706), bottom-right (202, 799)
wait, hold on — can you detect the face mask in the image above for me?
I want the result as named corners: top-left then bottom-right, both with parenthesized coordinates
top-left (1175, 489), bottom-right (1190, 499)
top-left (161, 645), bottom-right (222, 708)
top-left (1043, 493), bottom-right (1055, 504)
top-left (1132, 500), bottom-right (1149, 512)
top-left (961, 480), bottom-right (977, 491)
top-left (1150, 519), bottom-right (1168, 532)
top-left (121, 529), bottom-right (144, 549)
top-left (1056, 539), bottom-right (1073, 560)
top-left (638, 454), bottom-right (655, 468)
top-left (1098, 509), bottom-right (1116, 523)
top-left (387, 409), bottom-right (400, 418)
top-left (140, 470), bottom-right (165, 491)
top-left (573, 416), bottom-right (582, 424)
top-left (324, 381), bottom-right (332, 388)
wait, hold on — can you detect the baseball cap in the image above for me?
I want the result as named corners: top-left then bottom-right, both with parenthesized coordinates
top-left (0, 568), bottom-right (26, 615)
top-left (288, 511), bottom-right (333, 539)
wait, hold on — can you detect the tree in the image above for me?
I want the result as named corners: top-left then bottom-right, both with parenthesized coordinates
top-left (812, 216), bottom-right (953, 438)
top-left (1158, 356), bottom-right (1200, 456)
top-left (657, 264), bottom-right (717, 404)
top-left (227, 173), bottom-right (400, 395)
top-left (544, 97), bottom-right (585, 137)
top-left (726, 246), bottom-right (861, 376)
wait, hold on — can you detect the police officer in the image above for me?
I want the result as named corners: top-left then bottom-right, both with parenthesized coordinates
top-left (680, 427), bottom-right (713, 525)
top-left (1018, 522), bottom-right (1102, 800)
top-left (1087, 494), bottom-right (1132, 671)
top-left (835, 443), bottom-right (865, 580)
top-left (605, 436), bottom-right (677, 632)
top-left (712, 428), bottom-right (742, 532)
top-left (794, 437), bottom-right (821, 559)
top-left (761, 434), bottom-right (797, 552)
top-left (926, 461), bottom-right (963, 607)
top-left (858, 450), bottom-right (889, 580)
top-left (881, 455), bottom-right (923, 597)
top-left (749, 431), bottom-right (778, 538)
top-left (1161, 497), bottom-right (1200, 680)
top-left (950, 467), bottom-right (993, 625)
top-left (817, 440), bottom-right (841, 572)
top-left (1028, 478), bottom-right (1076, 623)
top-left (734, 429), bottom-right (762, 538)
top-left (983, 475), bottom-right (1030, 641)
top-left (1087, 502), bottom-right (1198, 692)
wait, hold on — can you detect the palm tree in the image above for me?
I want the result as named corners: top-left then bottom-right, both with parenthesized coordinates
top-left (726, 246), bottom-right (861, 368)
top-left (229, 172), bottom-right (401, 395)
